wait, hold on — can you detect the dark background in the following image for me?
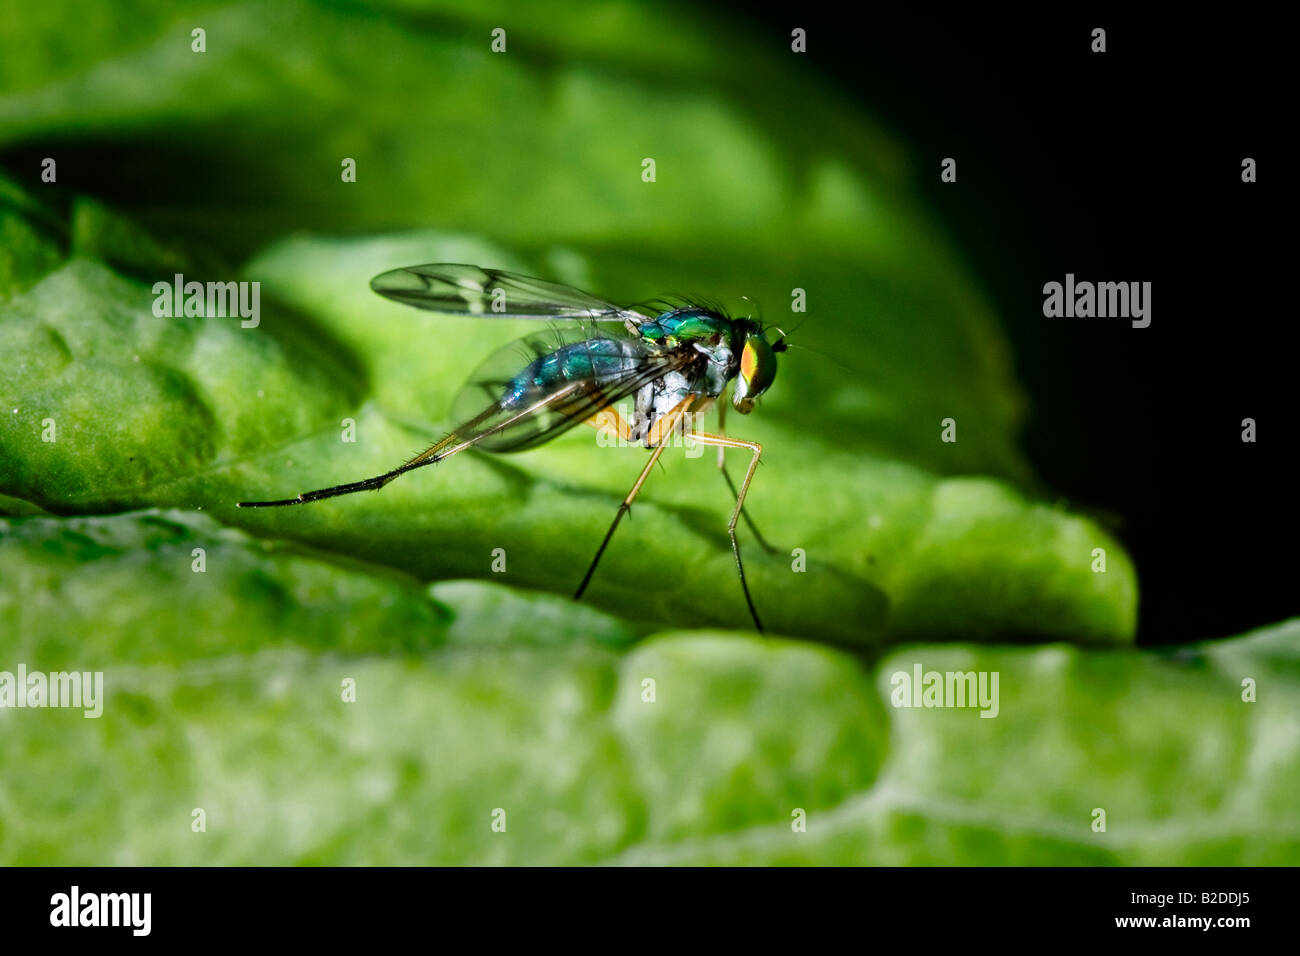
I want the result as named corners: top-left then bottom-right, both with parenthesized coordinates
top-left (732, 5), bottom-right (1288, 644)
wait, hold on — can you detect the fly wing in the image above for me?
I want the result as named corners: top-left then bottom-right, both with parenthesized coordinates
top-left (446, 328), bottom-right (685, 453)
top-left (371, 263), bottom-right (646, 323)
top-left (235, 329), bottom-right (690, 508)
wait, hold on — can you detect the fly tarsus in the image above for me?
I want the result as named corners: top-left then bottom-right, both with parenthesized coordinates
top-left (235, 455), bottom-right (442, 508)
top-left (727, 529), bottom-right (764, 634)
top-left (237, 473), bottom-right (392, 508)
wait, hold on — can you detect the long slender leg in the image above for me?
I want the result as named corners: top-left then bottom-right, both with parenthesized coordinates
top-left (682, 430), bottom-right (765, 633)
top-left (583, 406), bottom-right (632, 442)
top-left (238, 382), bottom-right (587, 507)
top-left (574, 401), bottom-right (688, 600)
top-left (236, 433), bottom-right (460, 507)
top-left (714, 401), bottom-right (776, 553)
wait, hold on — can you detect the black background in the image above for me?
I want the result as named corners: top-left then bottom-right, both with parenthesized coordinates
top-left (1, 865), bottom-right (1284, 941)
top-left (731, 5), bottom-right (1289, 644)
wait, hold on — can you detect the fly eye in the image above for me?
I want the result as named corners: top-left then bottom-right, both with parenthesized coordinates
top-left (741, 337), bottom-right (776, 392)
top-left (734, 333), bottom-right (777, 414)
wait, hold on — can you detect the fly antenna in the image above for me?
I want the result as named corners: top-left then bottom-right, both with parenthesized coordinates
top-left (780, 314), bottom-right (812, 339)
top-left (784, 341), bottom-right (852, 371)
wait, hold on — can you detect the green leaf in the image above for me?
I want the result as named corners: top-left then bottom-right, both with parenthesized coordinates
top-left (0, 208), bottom-right (1134, 644)
top-left (0, 511), bottom-right (1292, 864)
top-left (0, 0), bottom-right (1139, 642)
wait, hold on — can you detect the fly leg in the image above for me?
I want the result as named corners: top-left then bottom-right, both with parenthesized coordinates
top-left (239, 381), bottom-right (586, 507)
top-left (714, 401), bottom-right (776, 554)
top-left (682, 430), bottom-right (765, 633)
top-left (583, 406), bottom-right (632, 442)
top-left (237, 432), bottom-right (461, 507)
top-left (574, 400), bottom-right (688, 601)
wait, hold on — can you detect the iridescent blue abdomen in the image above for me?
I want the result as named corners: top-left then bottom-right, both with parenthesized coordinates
top-left (504, 337), bottom-right (631, 406)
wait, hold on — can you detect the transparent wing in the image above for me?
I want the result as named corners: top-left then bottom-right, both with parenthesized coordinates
top-left (371, 263), bottom-right (647, 323)
top-left (447, 328), bottom-right (684, 453)
top-left (235, 329), bottom-right (690, 508)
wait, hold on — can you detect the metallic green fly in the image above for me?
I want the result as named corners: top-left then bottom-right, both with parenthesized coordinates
top-left (237, 264), bottom-right (786, 631)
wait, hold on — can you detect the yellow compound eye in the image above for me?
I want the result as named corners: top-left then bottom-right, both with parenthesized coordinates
top-left (733, 333), bottom-right (777, 413)
top-left (740, 338), bottom-right (760, 381)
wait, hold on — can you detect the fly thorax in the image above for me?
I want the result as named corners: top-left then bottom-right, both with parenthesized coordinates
top-left (692, 341), bottom-right (736, 397)
top-left (630, 373), bottom-right (694, 446)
